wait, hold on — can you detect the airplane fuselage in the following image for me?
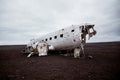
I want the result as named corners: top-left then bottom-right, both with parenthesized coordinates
top-left (27, 23), bottom-right (96, 51)
top-left (37, 25), bottom-right (82, 50)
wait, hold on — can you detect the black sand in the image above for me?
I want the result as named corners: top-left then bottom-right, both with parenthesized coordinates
top-left (0, 42), bottom-right (120, 80)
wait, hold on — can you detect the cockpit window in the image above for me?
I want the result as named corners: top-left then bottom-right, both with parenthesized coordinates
top-left (89, 28), bottom-right (93, 33)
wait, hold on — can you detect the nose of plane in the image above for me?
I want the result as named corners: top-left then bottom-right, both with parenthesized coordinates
top-left (91, 25), bottom-right (97, 35)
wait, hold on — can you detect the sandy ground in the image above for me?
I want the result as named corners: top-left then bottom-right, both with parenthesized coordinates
top-left (0, 42), bottom-right (120, 80)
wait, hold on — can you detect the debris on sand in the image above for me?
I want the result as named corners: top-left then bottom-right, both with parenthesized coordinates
top-left (88, 55), bottom-right (93, 59)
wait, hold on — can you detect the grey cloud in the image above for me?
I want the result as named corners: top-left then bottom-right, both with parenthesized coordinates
top-left (0, 0), bottom-right (120, 45)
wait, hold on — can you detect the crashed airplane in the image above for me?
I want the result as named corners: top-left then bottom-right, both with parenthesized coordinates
top-left (24, 23), bottom-right (97, 58)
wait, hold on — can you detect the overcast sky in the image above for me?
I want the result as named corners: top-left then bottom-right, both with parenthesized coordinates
top-left (0, 0), bottom-right (120, 45)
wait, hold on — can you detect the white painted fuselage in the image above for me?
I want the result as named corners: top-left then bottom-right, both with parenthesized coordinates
top-left (37, 25), bottom-right (81, 50)
top-left (27, 23), bottom-right (96, 51)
